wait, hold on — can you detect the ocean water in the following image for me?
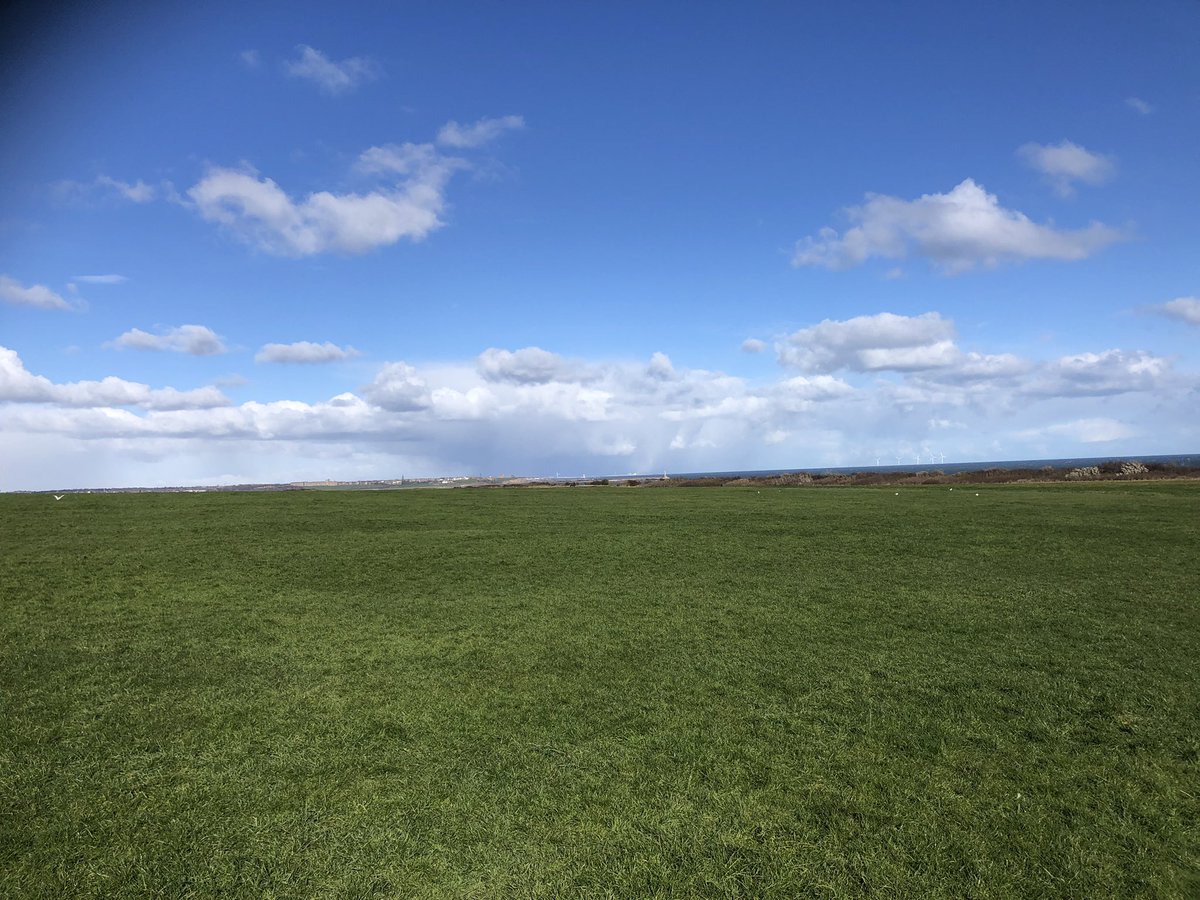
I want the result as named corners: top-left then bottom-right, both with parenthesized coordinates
top-left (637, 453), bottom-right (1200, 482)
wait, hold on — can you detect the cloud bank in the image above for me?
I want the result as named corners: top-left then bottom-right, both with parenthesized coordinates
top-left (1, 347), bottom-right (228, 410)
top-left (3, 309), bottom-right (1190, 490)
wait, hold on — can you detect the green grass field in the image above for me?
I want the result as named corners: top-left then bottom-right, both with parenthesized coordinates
top-left (2, 483), bottom-right (1197, 898)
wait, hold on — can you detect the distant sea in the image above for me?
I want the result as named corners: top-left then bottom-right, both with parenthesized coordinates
top-left (623, 453), bottom-right (1200, 482)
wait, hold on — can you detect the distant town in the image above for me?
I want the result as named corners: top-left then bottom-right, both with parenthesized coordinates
top-left (12, 475), bottom-right (528, 495)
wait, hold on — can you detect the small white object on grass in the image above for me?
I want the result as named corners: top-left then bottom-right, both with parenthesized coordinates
top-left (895, 492), bottom-right (899, 495)
top-left (53, 495), bottom-right (64, 501)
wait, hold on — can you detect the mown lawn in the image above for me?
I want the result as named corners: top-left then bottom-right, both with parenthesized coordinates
top-left (2, 483), bottom-right (1197, 898)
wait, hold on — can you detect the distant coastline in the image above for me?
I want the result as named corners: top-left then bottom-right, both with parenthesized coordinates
top-left (642, 452), bottom-right (1200, 483)
top-left (12, 453), bottom-right (1199, 495)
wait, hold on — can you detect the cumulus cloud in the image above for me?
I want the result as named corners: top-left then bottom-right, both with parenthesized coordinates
top-left (476, 347), bottom-right (583, 384)
top-left (437, 115), bottom-right (525, 148)
top-left (0, 346), bottom-right (228, 410)
top-left (774, 375), bottom-right (855, 412)
top-left (741, 338), bottom-right (766, 354)
top-left (647, 352), bottom-right (676, 380)
top-left (1018, 140), bottom-right (1116, 196)
top-left (285, 45), bottom-right (380, 95)
top-left (0, 275), bottom-right (72, 311)
top-left (1150, 297), bottom-right (1200, 326)
top-left (922, 351), bottom-right (1032, 383)
top-left (361, 362), bottom-right (431, 411)
top-left (187, 142), bottom-right (461, 256)
top-left (429, 385), bottom-right (495, 420)
top-left (773, 313), bottom-right (1176, 410)
top-left (256, 341), bottom-right (359, 364)
top-left (778, 312), bottom-right (957, 373)
top-left (792, 179), bottom-right (1124, 273)
top-left (1027, 349), bottom-right (1172, 397)
top-left (110, 325), bottom-right (227, 356)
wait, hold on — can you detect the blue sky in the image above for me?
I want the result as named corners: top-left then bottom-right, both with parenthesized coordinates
top-left (2, 0), bottom-right (1198, 489)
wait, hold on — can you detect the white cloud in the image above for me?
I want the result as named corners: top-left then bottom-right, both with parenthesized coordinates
top-left (1021, 417), bottom-right (1136, 443)
top-left (285, 45), bottom-right (380, 95)
top-left (1027, 349), bottom-right (1172, 397)
top-left (1151, 297), bottom-right (1200, 326)
top-left (514, 383), bottom-right (614, 422)
top-left (1126, 97), bottom-right (1153, 115)
top-left (429, 385), bottom-right (495, 420)
top-left (0, 275), bottom-right (72, 311)
top-left (922, 351), bottom-right (1032, 383)
top-left (775, 375), bottom-right (855, 412)
top-left (660, 395), bottom-right (769, 423)
top-left (356, 142), bottom-right (450, 176)
top-left (240, 49), bottom-right (260, 68)
top-left (646, 352), bottom-right (676, 380)
top-left (3, 335), bottom-right (1193, 491)
top-left (774, 313), bottom-right (1175, 409)
top-left (792, 179), bottom-right (1124, 273)
top-left (779, 312), bottom-right (957, 372)
top-left (187, 145), bottom-right (457, 256)
top-left (1018, 140), bottom-right (1116, 196)
top-left (361, 362), bottom-right (431, 411)
top-left (477, 347), bottom-right (582, 384)
top-left (437, 115), bottom-right (525, 148)
top-left (71, 274), bottom-right (127, 284)
top-left (110, 325), bottom-right (227, 356)
top-left (256, 341), bottom-right (359, 364)
top-left (0, 346), bottom-right (228, 410)
top-left (741, 338), bottom-right (766, 354)
top-left (94, 175), bottom-right (156, 203)
top-left (55, 175), bottom-right (159, 205)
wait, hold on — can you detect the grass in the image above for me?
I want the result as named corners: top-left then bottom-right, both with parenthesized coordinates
top-left (1, 483), bottom-right (1198, 898)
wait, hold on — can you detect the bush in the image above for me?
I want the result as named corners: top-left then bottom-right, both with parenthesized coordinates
top-left (1066, 466), bottom-right (1102, 480)
top-left (1120, 461), bottom-right (1148, 477)
top-left (850, 471), bottom-right (886, 485)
